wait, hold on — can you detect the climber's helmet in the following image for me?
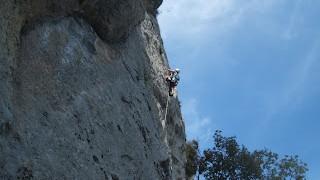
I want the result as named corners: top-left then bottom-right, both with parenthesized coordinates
top-left (175, 68), bottom-right (180, 74)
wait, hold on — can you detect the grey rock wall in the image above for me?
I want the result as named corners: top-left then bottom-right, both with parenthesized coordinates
top-left (0, 0), bottom-right (185, 179)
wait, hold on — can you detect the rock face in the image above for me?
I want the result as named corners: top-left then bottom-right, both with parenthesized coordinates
top-left (0, 0), bottom-right (186, 179)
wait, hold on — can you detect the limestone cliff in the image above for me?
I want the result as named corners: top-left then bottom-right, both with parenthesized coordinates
top-left (0, 0), bottom-right (186, 179)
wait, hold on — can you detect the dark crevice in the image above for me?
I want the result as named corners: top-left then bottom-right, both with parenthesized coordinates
top-left (93, 155), bottom-right (99, 164)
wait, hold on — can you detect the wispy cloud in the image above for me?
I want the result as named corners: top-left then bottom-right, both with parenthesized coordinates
top-left (182, 98), bottom-right (214, 144)
top-left (264, 36), bottom-right (320, 123)
top-left (158, 0), bottom-right (278, 41)
top-left (285, 38), bottom-right (319, 99)
top-left (283, 0), bottom-right (302, 40)
top-left (158, 0), bottom-right (239, 40)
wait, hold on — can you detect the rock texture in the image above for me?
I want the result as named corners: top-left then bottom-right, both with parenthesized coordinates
top-left (0, 0), bottom-right (186, 179)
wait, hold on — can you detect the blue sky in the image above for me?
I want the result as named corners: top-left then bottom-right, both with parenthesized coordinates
top-left (158, 0), bottom-right (320, 179)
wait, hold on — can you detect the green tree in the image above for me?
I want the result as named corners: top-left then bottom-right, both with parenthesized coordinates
top-left (278, 155), bottom-right (308, 180)
top-left (200, 130), bottom-right (262, 179)
top-left (253, 149), bottom-right (308, 179)
top-left (192, 130), bottom-right (308, 180)
top-left (253, 149), bottom-right (280, 179)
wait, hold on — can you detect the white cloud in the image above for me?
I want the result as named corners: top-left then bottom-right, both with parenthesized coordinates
top-left (158, 0), bottom-right (278, 41)
top-left (182, 98), bottom-right (214, 143)
top-left (158, 0), bottom-right (237, 40)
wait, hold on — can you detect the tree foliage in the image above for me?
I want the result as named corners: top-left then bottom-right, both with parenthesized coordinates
top-left (186, 130), bottom-right (308, 180)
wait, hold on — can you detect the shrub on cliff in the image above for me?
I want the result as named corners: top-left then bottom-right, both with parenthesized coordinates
top-left (185, 140), bottom-right (200, 179)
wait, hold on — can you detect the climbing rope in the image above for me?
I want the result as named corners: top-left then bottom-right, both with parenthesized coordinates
top-left (164, 92), bottom-right (170, 124)
top-left (162, 92), bottom-right (173, 177)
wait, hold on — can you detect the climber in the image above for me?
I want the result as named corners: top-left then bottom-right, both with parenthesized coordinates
top-left (165, 68), bottom-right (180, 96)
